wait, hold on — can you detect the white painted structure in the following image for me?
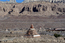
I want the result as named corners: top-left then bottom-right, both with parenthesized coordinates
top-left (6, 29), bottom-right (8, 31)
top-left (33, 35), bottom-right (40, 37)
top-left (10, 0), bottom-right (16, 3)
top-left (0, 0), bottom-right (16, 3)
top-left (23, 0), bottom-right (64, 3)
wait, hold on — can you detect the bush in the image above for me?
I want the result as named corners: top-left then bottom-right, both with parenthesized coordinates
top-left (54, 33), bottom-right (62, 38)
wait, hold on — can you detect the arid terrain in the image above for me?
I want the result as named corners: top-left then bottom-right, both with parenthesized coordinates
top-left (0, 35), bottom-right (65, 43)
top-left (0, 1), bottom-right (65, 43)
top-left (0, 1), bottom-right (65, 29)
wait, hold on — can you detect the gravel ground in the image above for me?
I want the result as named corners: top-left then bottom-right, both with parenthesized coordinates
top-left (0, 35), bottom-right (65, 43)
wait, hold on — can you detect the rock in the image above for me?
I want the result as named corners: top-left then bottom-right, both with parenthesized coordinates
top-left (8, 9), bottom-right (13, 14)
top-left (57, 8), bottom-right (62, 12)
top-left (0, 1), bottom-right (64, 17)
top-left (13, 5), bottom-right (15, 8)
top-left (53, 39), bottom-right (57, 42)
top-left (33, 6), bottom-right (39, 12)
top-left (19, 7), bottom-right (25, 13)
top-left (21, 36), bottom-right (24, 38)
top-left (57, 37), bottom-right (65, 42)
top-left (63, 8), bottom-right (65, 12)
top-left (42, 5), bottom-right (47, 11)
top-left (51, 5), bottom-right (56, 11)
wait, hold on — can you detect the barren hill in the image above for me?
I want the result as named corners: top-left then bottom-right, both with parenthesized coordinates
top-left (0, 1), bottom-right (65, 29)
top-left (0, 1), bottom-right (65, 17)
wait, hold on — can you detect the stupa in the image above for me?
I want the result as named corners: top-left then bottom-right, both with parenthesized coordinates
top-left (6, 28), bottom-right (8, 31)
top-left (25, 24), bottom-right (41, 38)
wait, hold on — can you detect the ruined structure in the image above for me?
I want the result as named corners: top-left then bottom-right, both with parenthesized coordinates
top-left (0, 0), bottom-right (64, 3)
top-left (25, 24), bottom-right (41, 38)
top-left (10, 0), bottom-right (16, 3)
top-left (0, 0), bottom-right (16, 3)
top-left (23, 0), bottom-right (64, 3)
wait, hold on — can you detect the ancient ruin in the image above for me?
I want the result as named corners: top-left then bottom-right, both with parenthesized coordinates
top-left (25, 24), bottom-right (41, 38)
top-left (23, 0), bottom-right (64, 3)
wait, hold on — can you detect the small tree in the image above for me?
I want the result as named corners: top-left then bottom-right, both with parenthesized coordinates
top-left (54, 33), bottom-right (62, 38)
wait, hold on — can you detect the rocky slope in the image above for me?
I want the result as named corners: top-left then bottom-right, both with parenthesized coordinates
top-left (0, 1), bottom-right (65, 29)
top-left (0, 1), bottom-right (65, 17)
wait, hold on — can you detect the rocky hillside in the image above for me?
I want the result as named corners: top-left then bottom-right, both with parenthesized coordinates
top-left (0, 1), bottom-right (65, 17)
top-left (0, 1), bottom-right (65, 29)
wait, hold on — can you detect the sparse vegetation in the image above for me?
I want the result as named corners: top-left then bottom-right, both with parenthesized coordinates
top-left (54, 33), bottom-right (62, 38)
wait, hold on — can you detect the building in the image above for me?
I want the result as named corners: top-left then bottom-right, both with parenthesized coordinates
top-left (0, 0), bottom-right (64, 3)
top-left (6, 29), bottom-right (8, 31)
top-left (24, 24), bottom-right (41, 38)
top-left (23, 0), bottom-right (63, 3)
top-left (0, 0), bottom-right (16, 3)
top-left (10, 0), bottom-right (16, 3)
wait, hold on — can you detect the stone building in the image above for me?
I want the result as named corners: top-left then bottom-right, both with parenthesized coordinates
top-left (10, 0), bottom-right (16, 3)
top-left (0, 0), bottom-right (16, 3)
top-left (24, 24), bottom-right (41, 38)
top-left (23, 0), bottom-right (63, 3)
